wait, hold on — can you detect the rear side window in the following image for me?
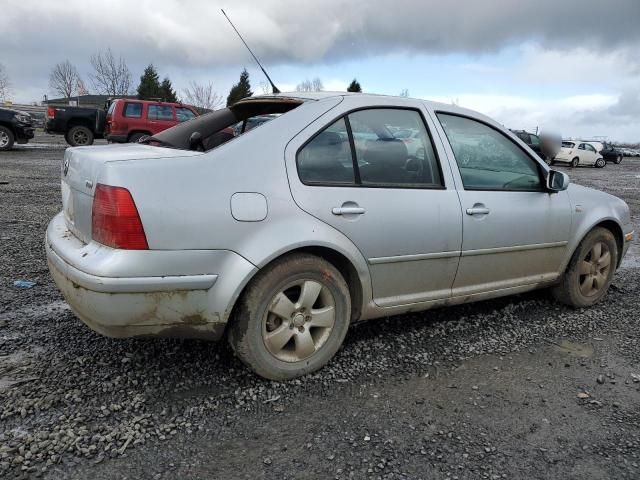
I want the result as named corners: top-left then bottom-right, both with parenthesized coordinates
top-left (297, 108), bottom-right (443, 188)
top-left (123, 102), bottom-right (142, 118)
top-left (437, 113), bottom-right (542, 191)
top-left (297, 118), bottom-right (355, 185)
top-left (148, 105), bottom-right (175, 121)
top-left (176, 107), bottom-right (196, 122)
top-left (348, 109), bottom-right (442, 187)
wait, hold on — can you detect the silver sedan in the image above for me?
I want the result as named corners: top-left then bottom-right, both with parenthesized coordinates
top-left (46, 92), bottom-right (634, 380)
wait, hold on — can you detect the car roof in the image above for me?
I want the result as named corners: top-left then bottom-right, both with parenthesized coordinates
top-left (242, 92), bottom-right (494, 123)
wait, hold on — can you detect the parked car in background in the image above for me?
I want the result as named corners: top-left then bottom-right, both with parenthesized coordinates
top-left (510, 129), bottom-right (560, 164)
top-left (105, 99), bottom-right (198, 143)
top-left (596, 142), bottom-right (624, 164)
top-left (554, 141), bottom-right (605, 168)
top-left (45, 105), bottom-right (107, 147)
top-left (0, 107), bottom-right (35, 151)
top-left (46, 92), bottom-right (633, 380)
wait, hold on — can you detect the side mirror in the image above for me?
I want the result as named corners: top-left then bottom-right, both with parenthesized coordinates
top-left (547, 169), bottom-right (569, 192)
top-left (189, 131), bottom-right (204, 152)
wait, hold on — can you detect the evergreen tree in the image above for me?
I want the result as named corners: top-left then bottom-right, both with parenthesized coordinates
top-left (160, 77), bottom-right (177, 102)
top-left (347, 79), bottom-right (362, 93)
top-left (137, 64), bottom-right (162, 100)
top-left (226, 69), bottom-right (253, 106)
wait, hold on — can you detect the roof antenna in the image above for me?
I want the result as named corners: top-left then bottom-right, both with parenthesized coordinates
top-left (221, 9), bottom-right (281, 94)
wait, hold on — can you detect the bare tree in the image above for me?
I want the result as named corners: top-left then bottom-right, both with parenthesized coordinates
top-left (49, 60), bottom-right (80, 98)
top-left (259, 81), bottom-right (272, 95)
top-left (399, 89), bottom-right (409, 97)
top-left (0, 63), bottom-right (12, 102)
top-left (296, 77), bottom-right (324, 92)
top-left (76, 78), bottom-right (89, 96)
top-left (89, 48), bottom-right (132, 96)
top-left (181, 81), bottom-right (223, 111)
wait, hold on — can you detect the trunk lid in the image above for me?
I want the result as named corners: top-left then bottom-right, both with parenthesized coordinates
top-left (61, 144), bottom-right (201, 243)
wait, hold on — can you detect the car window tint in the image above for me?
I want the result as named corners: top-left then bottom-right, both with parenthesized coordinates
top-left (124, 103), bottom-right (142, 118)
top-left (562, 141), bottom-right (575, 148)
top-left (437, 113), bottom-right (542, 191)
top-left (348, 109), bottom-right (443, 187)
top-left (176, 107), bottom-right (196, 122)
top-left (148, 105), bottom-right (175, 121)
top-left (297, 118), bottom-right (355, 185)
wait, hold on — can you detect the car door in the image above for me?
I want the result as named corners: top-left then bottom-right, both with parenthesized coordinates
top-left (585, 143), bottom-right (598, 164)
top-left (147, 104), bottom-right (176, 135)
top-left (432, 111), bottom-right (572, 296)
top-left (285, 99), bottom-right (463, 308)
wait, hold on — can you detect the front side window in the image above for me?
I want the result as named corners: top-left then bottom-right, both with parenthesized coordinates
top-left (176, 107), bottom-right (196, 122)
top-left (148, 105), bottom-right (175, 121)
top-left (437, 113), bottom-right (542, 191)
top-left (297, 118), bottom-right (355, 185)
top-left (123, 102), bottom-right (142, 118)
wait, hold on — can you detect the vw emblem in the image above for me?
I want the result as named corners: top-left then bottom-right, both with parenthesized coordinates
top-left (63, 157), bottom-right (70, 176)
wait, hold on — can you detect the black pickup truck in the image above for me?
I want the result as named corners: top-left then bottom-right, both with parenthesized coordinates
top-left (510, 129), bottom-right (561, 164)
top-left (45, 105), bottom-right (106, 146)
top-left (0, 107), bottom-right (35, 151)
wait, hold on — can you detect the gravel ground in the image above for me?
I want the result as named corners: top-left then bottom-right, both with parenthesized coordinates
top-left (1, 137), bottom-right (639, 479)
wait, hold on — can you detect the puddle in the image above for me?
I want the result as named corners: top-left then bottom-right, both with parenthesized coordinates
top-left (553, 340), bottom-right (594, 358)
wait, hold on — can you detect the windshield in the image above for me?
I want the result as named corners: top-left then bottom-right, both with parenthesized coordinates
top-left (145, 97), bottom-right (304, 151)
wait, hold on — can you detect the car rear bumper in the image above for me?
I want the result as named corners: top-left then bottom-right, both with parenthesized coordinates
top-left (45, 212), bottom-right (257, 339)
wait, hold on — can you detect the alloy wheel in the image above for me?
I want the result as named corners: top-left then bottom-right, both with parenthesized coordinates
top-left (262, 279), bottom-right (336, 362)
top-left (0, 131), bottom-right (9, 148)
top-left (73, 130), bottom-right (89, 146)
top-left (578, 241), bottom-right (611, 297)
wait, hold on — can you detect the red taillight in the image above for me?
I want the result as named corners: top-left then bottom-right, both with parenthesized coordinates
top-left (47, 106), bottom-right (56, 119)
top-left (92, 184), bottom-right (148, 250)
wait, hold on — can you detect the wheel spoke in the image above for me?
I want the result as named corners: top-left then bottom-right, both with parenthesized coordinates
top-left (308, 306), bottom-right (335, 328)
top-left (593, 272), bottom-right (607, 290)
top-left (579, 260), bottom-right (592, 275)
top-left (598, 251), bottom-right (611, 269)
top-left (264, 324), bottom-right (294, 353)
top-left (294, 329), bottom-right (316, 358)
top-left (579, 275), bottom-right (594, 296)
top-left (297, 280), bottom-right (322, 310)
top-left (269, 292), bottom-right (296, 320)
top-left (591, 243), bottom-right (602, 261)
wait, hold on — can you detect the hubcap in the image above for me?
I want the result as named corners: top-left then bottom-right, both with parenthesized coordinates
top-left (0, 131), bottom-right (8, 148)
top-left (578, 241), bottom-right (611, 297)
top-left (263, 279), bottom-right (336, 362)
top-left (73, 130), bottom-right (88, 145)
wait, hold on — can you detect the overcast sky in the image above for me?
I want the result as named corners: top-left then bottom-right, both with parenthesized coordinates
top-left (2, 0), bottom-right (640, 141)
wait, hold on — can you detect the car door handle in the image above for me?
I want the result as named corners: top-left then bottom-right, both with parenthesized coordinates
top-left (332, 207), bottom-right (365, 215)
top-left (466, 207), bottom-right (490, 216)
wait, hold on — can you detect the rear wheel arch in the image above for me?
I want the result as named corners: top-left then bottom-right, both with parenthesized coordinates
top-left (128, 131), bottom-right (152, 142)
top-left (67, 118), bottom-right (94, 132)
top-left (228, 246), bottom-right (365, 328)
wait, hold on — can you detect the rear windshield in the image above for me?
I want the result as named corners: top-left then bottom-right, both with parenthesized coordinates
top-left (562, 141), bottom-right (575, 148)
top-left (145, 97), bottom-right (304, 151)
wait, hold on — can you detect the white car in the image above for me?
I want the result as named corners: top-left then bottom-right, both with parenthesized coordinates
top-left (553, 141), bottom-right (605, 168)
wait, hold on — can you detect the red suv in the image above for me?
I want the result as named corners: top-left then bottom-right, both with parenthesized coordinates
top-left (105, 99), bottom-right (198, 143)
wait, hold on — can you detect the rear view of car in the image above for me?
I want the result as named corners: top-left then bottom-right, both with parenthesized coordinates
top-left (105, 99), bottom-right (198, 143)
top-left (554, 141), bottom-right (576, 164)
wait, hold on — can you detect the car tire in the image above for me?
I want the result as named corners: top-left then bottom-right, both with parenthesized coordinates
top-left (595, 158), bottom-right (606, 168)
top-left (0, 126), bottom-right (15, 151)
top-left (552, 227), bottom-right (618, 308)
top-left (228, 253), bottom-right (351, 381)
top-left (128, 133), bottom-right (149, 143)
top-left (66, 126), bottom-right (94, 147)
top-left (570, 157), bottom-right (579, 168)
top-left (615, 155), bottom-right (622, 164)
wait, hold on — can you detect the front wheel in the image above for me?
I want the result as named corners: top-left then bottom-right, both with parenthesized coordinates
top-left (595, 158), bottom-right (606, 168)
top-left (66, 126), bottom-right (94, 147)
top-left (0, 126), bottom-right (15, 151)
top-left (552, 227), bottom-right (618, 308)
top-left (228, 254), bottom-right (351, 380)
